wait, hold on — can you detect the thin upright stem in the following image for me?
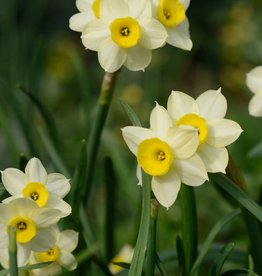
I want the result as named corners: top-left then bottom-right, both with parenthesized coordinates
top-left (8, 226), bottom-right (18, 276)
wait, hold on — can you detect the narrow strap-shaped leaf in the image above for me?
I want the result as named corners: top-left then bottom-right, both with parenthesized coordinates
top-left (120, 101), bottom-right (142, 127)
top-left (176, 235), bottom-right (185, 275)
top-left (190, 209), bottom-right (241, 276)
top-left (210, 173), bottom-right (262, 222)
top-left (155, 254), bottom-right (169, 276)
top-left (128, 171), bottom-right (151, 276)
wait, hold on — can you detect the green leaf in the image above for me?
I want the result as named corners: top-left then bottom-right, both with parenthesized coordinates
top-left (190, 209), bottom-right (241, 276)
top-left (248, 141), bottom-right (262, 158)
top-left (210, 173), bottom-right (262, 222)
top-left (176, 235), bottom-right (185, 275)
top-left (209, 243), bottom-right (235, 275)
top-left (155, 254), bottom-right (169, 276)
top-left (221, 269), bottom-right (258, 276)
top-left (8, 226), bottom-right (18, 276)
top-left (120, 101), bottom-right (142, 127)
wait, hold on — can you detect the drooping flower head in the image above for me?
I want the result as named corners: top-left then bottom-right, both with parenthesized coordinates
top-left (79, 0), bottom-right (167, 72)
top-left (152, 0), bottom-right (192, 50)
top-left (246, 66), bottom-right (262, 117)
top-left (122, 104), bottom-right (208, 208)
top-left (30, 226), bottom-right (79, 275)
top-left (167, 89), bottom-right (243, 173)
top-left (1, 157), bottom-right (71, 217)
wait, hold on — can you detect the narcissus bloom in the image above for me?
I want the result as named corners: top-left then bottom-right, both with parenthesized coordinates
top-left (0, 198), bottom-right (61, 263)
top-left (1, 157), bottom-right (71, 217)
top-left (122, 104), bottom-right (208, 208)
top-left (80, 0), bottom-right (167, 72)
top-left (246, 66), bottom-right (262, 117)
top-left (152, 0), bottom-right (192, 50)
top-left (31, 226), bottom-right (79, 275)
top-left (69, 0), bottom-right (100, 32)
top-left (109, 245), bottom-right (134, 274)
top-left (167, 89), bottom-right (243, 173)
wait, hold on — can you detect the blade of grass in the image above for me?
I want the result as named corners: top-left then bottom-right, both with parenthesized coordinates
top-left (155, 254), bottom-right (168, 276)
top-left (120, 101), bottom-right (142, 127)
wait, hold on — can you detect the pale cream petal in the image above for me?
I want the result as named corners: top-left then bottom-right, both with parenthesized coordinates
top-left (69, 11), bottom-right (94, 32)
top-left (46, 173), bottom-right (70, 198)
top-left (1, 168), bottom-right (26, 195)
top-left (32, 263), bottom-right (62, 276)
top-left (175, 154), bottom-right (208, 186)
top-left (196, 88), bottom-right (227, 120)
top-left (30, 228), bottom-right (57, 252)
top-left (122, 126), bottom-right (153, 155)
top-left (246, 66), bottom-right (262, 94)
top-left (180, 0), bottom-right (191, 10)
top-left (248, 92), bottom-right (262, 117)
top-left (129, 0), bottom-right (151, 19)
top-left (197, 144), bottom-right (228, 173)
top-left (0, 203), bottom-right (14, 223)
top-left (98, 38), bottom-right (126, 72)
top-left (81, 19), bottom-right (109, 51)
top-left (33, 208), bottom-right (62, 227)
top-left (58, 230), bottom-right (79, 252)
top-left (166, 18), bottom-right (192, 50)
top-left (150, 104), bottom-right (172, 139)
top-left (151, 170), bottom-right (181, 209)
top-left (167, 90), bottom-right (199, 121)
top-left (76, 0), bottom-right (91, 12)
top-left (125, 45), bottom-right (151, 71)
top-left (25, 158), bottom-right (47, 184)
top-left (46, 194), bottom-right (72, 218)
top-left (140, 19), bottom-right (167, 49)
top-left (100, 0), bottom-right (129, 19)
top-left (58, 251), bottom-right (78, 271)
top-left (167, 126), bottom-right (198, 159)
top-left (4, 198), bottom-right (38, 218)
top-left (136, 165), bottom-right (142, 186)
top-left (17, 243), bottom-right (31, 266)
top-left (207, 119), bottom-right (243, 147)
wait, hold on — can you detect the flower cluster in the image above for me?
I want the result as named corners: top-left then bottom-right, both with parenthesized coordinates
top-left (0, 158), bottom-right (78, 275)
top-left (122, 89), bottom-right (243, 208)
top-left (69, 0), bottom-right (192, 72)
top-left (246, 66), bottom-right (262, 117)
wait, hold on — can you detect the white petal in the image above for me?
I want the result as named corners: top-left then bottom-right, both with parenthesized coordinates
top-left (30, 228), bottom-right (57, 252)
top-left (121, 126), bottom-right (153, 155)
top-left (2, 194), bottom-right (24, 204)
top-left (167, 90), bottom-right (199, 121)
top-left (33, 208), bottom-right (62, 227)
top-left (151, 170), bottom-right (181, 209)
top-left (150, 104), bottom-right (172, 139)
top-left (175, 154), bottom-right (208, 186)
top-left (125, 45), bottom-right (151, 71)
top-left (81, 19), bottom-right (109, 51)
top-left (17, 243), bottom-right (31, 266)
top-left (0, 229), bottom-right (8, 248)
top-left (207, 119), bottom-right (243, 147)
top-left (136, 165), bottom-right (142, 186)
top-left (69, 12), bottom-right (94, 32)
top-left (1, 168), bottom-right (26, 195)
top-left (98, 38), bottom-right (126, 72)
top-left (129, 0), bottom-right (152, 19)
top-left (140, 19), bottom-right (167, 49)
top-left (4, 198), bottom-right (38, 218)
top-left (166, 18), bottom-right (192, 50)
top-left (32, 263), bottom-right (62, 276)
top-left (248, 92), bottom-right (262, 117)
top-left (180, 0), bottom-right (191, 10)
top-left (25, 158), bottom-right (47, 184)
top-left (58, 251), bottom-right (78, 271)
top-left (46, 194), bottom-right (72, 218)
top-left (246, 66), bottom-right (262, 94)
top-left (198, 144), bottom-right (228, 173)
top-left (46, 173), bottom-right (70, 198)
top-left (100, 0), bottom-right (129, 19)
top-left (167, 126), bottom-right (198, 159)
top-left (58, 230), bottom-right (79, 252)
top-left (76, 0), bottom-right (91, 12)
top-left (196, 88), bottom-right (227, 120)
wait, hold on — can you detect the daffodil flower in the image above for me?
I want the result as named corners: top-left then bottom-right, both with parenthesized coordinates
top-left (80, 0), bottom-right (167, 72)
top-left (30, 226), bottom-right (79, 275)
top-left (0, 198), bottom-right (61, 264)
top-left (1, 157), bottom-right (71, 217)
top-left (167, 89), bottom-right (243, 173)
top-left (122, 104), bottom-right (208, 208)
top-left (152, 0), bottom-right (192, 50)
top-left (69, 0), bottom-right (100, 32)
top-left (246, 66), bottom-right (262, 117)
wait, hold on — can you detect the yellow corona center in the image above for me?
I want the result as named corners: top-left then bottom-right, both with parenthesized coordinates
top-left (8, 216), bottom-right (36, 243)
top-left (22, 182), bottom-right (49, 208)
top-left (157, 0), bottom-right (186, 27)
top-left (35, 246), bottom-right (59, 262)
top-left (176, 113), bottom-right (208, 144)
top-left (92, 0), bottom-right (100, 18)
top-left (109, 256), bottom-right (126, 274)
top-left (110, 17), bottom-right (141, 48)
top-left (137, 138), bottom-right (173, 176)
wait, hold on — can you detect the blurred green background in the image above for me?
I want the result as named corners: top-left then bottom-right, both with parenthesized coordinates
top-left (0, 0), bottom-right (262, 274)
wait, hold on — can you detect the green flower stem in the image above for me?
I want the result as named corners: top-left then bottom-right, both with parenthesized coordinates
top-left (8, 226), bottom-right (18, 276)
top-left (179, 185), bottom-right (197, 276)
top-left (82, 72), bottom-right (118, 202)
top-left (145, 198), bottom-right (159, 276)
top-left (128, 172), bottom-right (151, 276)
